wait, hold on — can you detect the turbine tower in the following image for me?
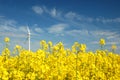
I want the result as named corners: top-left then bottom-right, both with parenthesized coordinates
top-left (27, 26), bottom-right (31, 51)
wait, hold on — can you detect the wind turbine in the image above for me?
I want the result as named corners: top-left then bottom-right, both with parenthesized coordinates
top-left (27, 26), bottom-right (31, 51)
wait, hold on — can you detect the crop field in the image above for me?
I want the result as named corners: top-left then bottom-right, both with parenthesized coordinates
top-left (0, 37), bottom-right (120, 80)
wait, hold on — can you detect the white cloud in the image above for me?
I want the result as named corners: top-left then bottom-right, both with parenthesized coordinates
top-left (0, 25), bottom-right (9, 31)
top-left (0, 16), bottom-right (5, 18)
top-left (50, 8), bottom-right (57, 17)
top-left (90, 41), bottom-right (98, 44)
top-left (96, 17), bottom-right (113, 23)
top-left (89, 30), bottom-right (120, 49)
top-left (32, 6), bottom-right (61, 18)
top-left (90, 40), bottom-right (120, 45)
top-left (107, 41), bottom-right (119, 45)
top-left (65, 13), bottom-right (120, 24)
top-left (66, 29), bottom-right (89, 36)
top-left (0, 18), bottom-right (16, 26)
top-left (66, 29), bottom-right (120, 47)
top-left (96, 17), bottom-right (120, 23)
top-left (19, 26), bottom-right (27, 33)
top-left (0, 26), bottom-right (27, 38)
top-left (32, 6), bottom-right (62, 19)
top-left (65, 11), bottom-right (92, 22)
top-left (32, 6), bottom-right (43, 15)
top-left (113, 18), bottom-right (120, 22)
top-left (86, 17), bottom-right (94, 22)
top-left (32, 5), bottom-right (120, 25)
top-left (0, 19), bottom-right (17, 34)
top-left (29, 24), bottom-right (44, 35)
top-left (107, 34), bottom-right (120, 39)
top-left (65, 12), bottom-right (120, 23)
top-left (91, 30), bottom-right (117, 37)
top-left (0, 32), bottom-right (26, 38)
top-left (90, 30), bottom-right (120, 42)
top-left (48, 8), bottom-right (62, 18)
top-left (65, 12), bottom-right (77, 20)
top-left (0, 19), bottom-right (30, 38)
top-left (34, 27), bottom-right (44, 33)
top-left (48, 23), bottom-right (68, 33)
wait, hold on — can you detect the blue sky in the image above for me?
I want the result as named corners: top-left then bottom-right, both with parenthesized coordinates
top-left (0, 0), bottom-right (120, 52)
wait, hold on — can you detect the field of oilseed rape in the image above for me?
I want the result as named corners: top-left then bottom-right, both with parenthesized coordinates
top-left (0, 37), bottom-right (120, 80)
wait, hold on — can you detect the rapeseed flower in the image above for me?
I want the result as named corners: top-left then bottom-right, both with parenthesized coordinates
top-left (0, 37), bottom-right (119, 79)
top-left (111, 44), bottom-right (117, 53)
top-left (99, 38), bottom-right (105, 45)
top-left (4, 37), bottom-right (10, 43)
top-left (99, 38), bottom-right (105, 49)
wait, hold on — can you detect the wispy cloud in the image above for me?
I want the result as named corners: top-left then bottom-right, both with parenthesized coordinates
top-left (0, 18), bottom-right (28, 38)
top-left (0, 16), bottom-right (5, 18)
top-left (90, 41), bottom-right (120, 45)
top-left (66, 29), bottom-right (120, 46)
top-left (47, 23), bottom-right (68, 34)
top-left (96, 17), bottom-right (120, 23)
top-left (65, 29), bottom-right (119, 39)
top-left (0, 18), bottom-right (16, 26)
top-left (32, 6), bottom-right (62, 18)
top-left (1, 5), bottom-right (120, 52)
top-left (64, 12), bottom-right (94, 23)
top-left (91, 30), bottom-right (117, 37)
top-left (32, 6), bottom-right (44, 15)
top-left (0, 18), bottom-right (44, 51)
top-left (113, 18), bottom-right (120, 22)
top-left (89, 30), bottom-right (120, 49)
top-left (90, 41), bottom-right (98, 45)
top-left (34, 27), bottom-right (44, 33)
top-left (66, 29), bottom-right (89, 37)
top-left (107, 41), bottom-right (119, 45)
top-left (32, 5), bottom-right (120, 25)
top-left (0, 18), bottom-right (43, 38)
top-left (0, 26), bottom-right (27, 38)
top-left (50, 8), bottom-right (57, 17)
top-left (65, 12), bottom-right (120, 24)
top-left (64, 12), bottom-right (77, 20)
top-left (107, 34), bottom-right (120, 39)
top-left (32, 6), bottom-right (120, 42)
top-left (19, 26), bottom-right (27, 33)
top-left (90, 40), bottom-right (120, 51)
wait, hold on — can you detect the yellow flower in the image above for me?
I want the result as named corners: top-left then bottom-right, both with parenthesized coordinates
top-left (111, 44), bottom-right (117, 50)
top-left (53, 46), bottom-right (59, 51)
top-left (111, 44), bottom-right (117, 53)
top-left (15, 45), bottom-right (21, 49)
top-left (80, 44), bottom-right (86, 52)
top-left (0, 39), bottom-right (120, 79)
top-left (40, 40), bottom-right (46, 45)
top-left (4, 37), bottom-right (10, 42)
top-left (99, 38), bottom-right (105, 45)
top-left (48, 41), bottom-right (53, 47)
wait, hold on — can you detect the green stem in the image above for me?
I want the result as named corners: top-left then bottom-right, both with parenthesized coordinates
top-left (76, 51), bottom-right (78, 80)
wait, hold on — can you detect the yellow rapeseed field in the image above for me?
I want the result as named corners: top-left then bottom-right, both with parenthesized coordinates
top-left (0, 37), bottom-right (120, 80)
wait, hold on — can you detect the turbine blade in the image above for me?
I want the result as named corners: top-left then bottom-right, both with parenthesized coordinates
top-left (27, 26), bottom-right (30, 33)
top-left (24, 36), bottom-right (29, 44)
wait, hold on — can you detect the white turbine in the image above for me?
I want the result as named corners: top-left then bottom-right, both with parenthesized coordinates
top-left (27, 26), bottom-right (31, 51)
